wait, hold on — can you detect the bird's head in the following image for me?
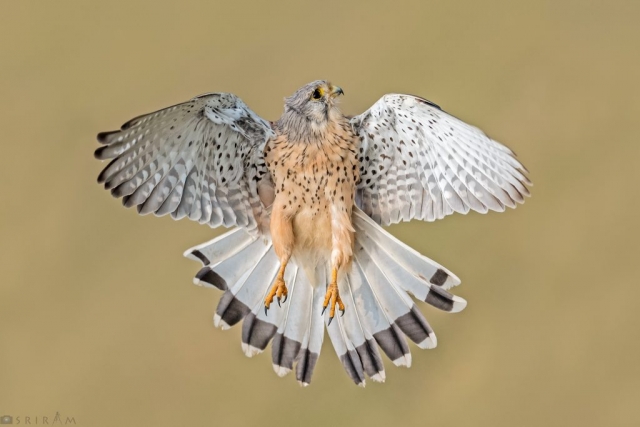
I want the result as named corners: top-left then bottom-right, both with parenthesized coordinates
top-left (282, 80), bottom-right (344, 132)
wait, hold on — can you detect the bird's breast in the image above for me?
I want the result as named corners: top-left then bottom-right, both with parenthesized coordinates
top-left (265, 126), bottom-right (360, 256)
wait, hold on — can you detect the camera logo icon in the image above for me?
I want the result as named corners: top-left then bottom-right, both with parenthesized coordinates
top-left (0, 415), bottom-right (12, 424)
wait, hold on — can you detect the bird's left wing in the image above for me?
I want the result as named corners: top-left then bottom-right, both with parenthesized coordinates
top-left (350, 94), bottom-right (531, 225)
top-left (95, 93), bottom-right (276, 233)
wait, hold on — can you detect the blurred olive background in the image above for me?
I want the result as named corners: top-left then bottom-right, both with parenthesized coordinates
top-left (1, 1), bottom-right (639, 426)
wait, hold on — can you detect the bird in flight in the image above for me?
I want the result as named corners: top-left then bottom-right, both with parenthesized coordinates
top-left (95, 80), bottom-right (530, 386)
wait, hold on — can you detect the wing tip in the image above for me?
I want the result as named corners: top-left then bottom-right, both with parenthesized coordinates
top-left (94, 146), bottom-right (109, 160)
top-left (97, 130), bottom-right (119, 144)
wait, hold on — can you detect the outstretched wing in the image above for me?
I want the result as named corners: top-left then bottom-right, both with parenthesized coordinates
top-left (95, 93), bottom-right (276, 232)
top-left (350, 94), bottom-right (531, 225)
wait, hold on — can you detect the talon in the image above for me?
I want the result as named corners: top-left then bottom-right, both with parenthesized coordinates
top-left (323, 268), bottom-right (346, 323)
top-left (264, 274), bottom-right (288, 313)
top-left (281, 294), bottom-right (287, 304)
top-left (321, 305), bottom-right (327, 316)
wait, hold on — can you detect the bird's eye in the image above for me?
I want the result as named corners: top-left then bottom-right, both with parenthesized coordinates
top-left (311, 88), bottom-right (323, 100)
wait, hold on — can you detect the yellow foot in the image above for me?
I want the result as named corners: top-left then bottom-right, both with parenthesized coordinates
top-left (322, 281), bottom-right (345, 325)
top-left (264, 277), bottom-right (288, 314)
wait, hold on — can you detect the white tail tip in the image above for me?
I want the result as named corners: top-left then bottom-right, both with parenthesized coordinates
top-left (451, 296), bottom-right (468, 313)
top-left (213, 314), bottom-right (230, 330)
top-left (371, 372), bottom-right (386, 383)
top-left (273, 365), bottom-right (291, 377)
top-left (392, 354), bottom-right (412, 368)
top-left (241, 343), bottom-right (263, 358)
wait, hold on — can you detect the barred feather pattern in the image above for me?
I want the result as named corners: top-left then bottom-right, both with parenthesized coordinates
top-left (351, 94), bottom-right (531, 225)
top-left (184, 206), bottom-right (466, 386)
top-left (95, 93), bottom-right (276, 232)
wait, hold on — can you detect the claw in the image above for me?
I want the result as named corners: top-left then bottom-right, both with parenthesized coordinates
top-left (321, 305), bottom-right (327, 316)
top-left (264, 273), bottom-right (288, 314)
top-left (281, 294), bottom-right (287, 304)
top-left (323, 271), bottom-right (345, 321)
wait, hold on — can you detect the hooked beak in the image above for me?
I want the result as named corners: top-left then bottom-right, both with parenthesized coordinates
top-left (330, 85), bottom-right (344, 98)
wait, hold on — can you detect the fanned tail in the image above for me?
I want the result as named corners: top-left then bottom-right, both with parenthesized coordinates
top-left (324, 207), bottom-right (467, 385)
top-left (184, 207), bottom-right (467, 386)
top-left (184, 228), bottom-right (325, 386)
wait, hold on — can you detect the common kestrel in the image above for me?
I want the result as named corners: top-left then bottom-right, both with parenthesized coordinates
top-left (95, 80), bottom-right (530, 386)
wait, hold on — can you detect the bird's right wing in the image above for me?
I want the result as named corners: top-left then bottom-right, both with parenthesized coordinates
top-left (95, 93), bottom-right (276, 233)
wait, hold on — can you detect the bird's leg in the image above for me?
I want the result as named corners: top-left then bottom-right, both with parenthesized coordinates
top-left (265, 261), bottom-right (289, 313)
top-left (265, 203), bottom-right (294, 313)
top-left (322, 200), bottom-right (354, 324)
top-left (322, 265), bottom-right (345, 325)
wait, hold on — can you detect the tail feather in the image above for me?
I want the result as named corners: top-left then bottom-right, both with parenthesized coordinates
top-left (354, 229), bottom-right (465, 313)
top-left (184, 227), bottom-right (255, 267)
top-left (354, 208), bottom-right (467, 316)
top-left (295, 282), bottom-right (325, 387)
top-left (185, 227), bottom-right (258, 290)
top-left (349, 257), bottom-right (411, 367)
top-left (214, 243), bottom-right (277, 329)
top-left (344, 276), bottom-right (386, 382)
top-left (354, 248), bottom-right (436, 350)
top-left (241, 264), bottom-right (293, 357)
top-left (183, 206), bottom-right (468, 385)
top-left (209, 239), bottom-right (272, 294)
top-left (326, 313), bottom-right (366, 386)
top-left (353, 208), bottom-right (460, 290)
top-left (271, 265), bottom-right (311, 377)
top-left (325, 270), bottom-right (385, 385)
top-left (325, 266), bottom-right (367, 386)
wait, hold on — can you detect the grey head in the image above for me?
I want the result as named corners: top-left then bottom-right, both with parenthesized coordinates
top-left (278, 80), bottom-right (345, 140)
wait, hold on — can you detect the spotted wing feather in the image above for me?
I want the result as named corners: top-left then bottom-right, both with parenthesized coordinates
top-left (95, 93), bottom-right (275, 232)
top-left (351, 94), bottom-right (531, 225)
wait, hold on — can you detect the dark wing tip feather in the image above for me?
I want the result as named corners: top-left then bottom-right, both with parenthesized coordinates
top-left (97, 130), bottom-right (119, 144)
top-left (96, 157), bottom-right (118, 183)
top-left (120, 194), bottom-right (132, 207)
top-left (94, 146), bottom-right (110, 160)
top-left (110, 184), bottom-right (126, 198)
top-left (120, 115), bottom-right (144, 130)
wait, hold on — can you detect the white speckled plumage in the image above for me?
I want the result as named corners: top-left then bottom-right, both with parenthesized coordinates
top-left (351, 94), bottom-right (530, 225)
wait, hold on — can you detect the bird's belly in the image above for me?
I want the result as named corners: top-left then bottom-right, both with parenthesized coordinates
top-left (292, 206), bottom-right (332, 256)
